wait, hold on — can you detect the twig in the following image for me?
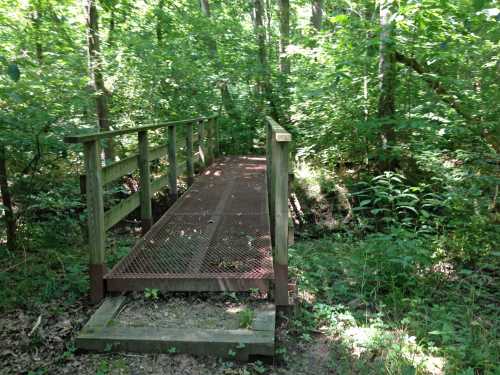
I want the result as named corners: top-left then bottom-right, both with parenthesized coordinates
top-left (29, 315), bottom-right (42, 337)
top-left (0, 259), bottom-right (28, 273)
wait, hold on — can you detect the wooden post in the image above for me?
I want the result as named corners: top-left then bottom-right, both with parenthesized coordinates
top-left (83, 140), bottom-right (106, 304)
top-left (198, 120), bottom-right (206, 168)
top-left (138, 131), bottom-right (152, 233)
top-left (267, 123), bottom-right (274, 242)
top-left (168, 124), bottom-right (177, 201)
top-left (186, 122), bottom-right (194, 185)
top-left (214, 116), bottom-right (220, 157)
top-left (206, 119), bottom-right (214, 165)
top-left (272, 139), bottom-right (289, 306)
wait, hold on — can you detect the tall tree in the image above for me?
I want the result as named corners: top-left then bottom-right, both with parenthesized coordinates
top-left (278, 0), bottom-right (290, 75)
top-left (253, 0), bottom-right (273, 110)
top-left (311, 0), bottom-right (323, 31)
top-left (0, 145), bottom-right (16, 251)
top-left (377, 0), bottom-right (397, 168)
top-left (85, 0), bottom-right (114, 162)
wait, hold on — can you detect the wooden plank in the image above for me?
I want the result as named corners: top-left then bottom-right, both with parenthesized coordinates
top-left (272, 140), bottom-right (289, 306)
top-left (103, 160), bottom-right (188, 231)
top-left (103, 192), bottom-right (140, 231)
top-left (185, 122), bottom-right (194, 185)
top-left (149, 144), bottom-right (168, 161)
top-left (76, 325), bottom-right (274, 360)
top-left (64, 115), bottom-right (217, 144)
top-left (106, 277), bottom-right (270, 293)
top-left (267, 122), bottom-right (273, 240)
top-left (252, 304), bottom-right (276, 332)
top-left (82, 145), bottom-right (167, 186)
top-left (168, 125), bottom-right (177, 201)
top-left (83, 140), bottom-right (106, 304)
top-left (138, 131), bottom-right (153, 232)
top-left (82, 296), bottom-right (127, 333)
top-left (266, 116), bottom-right (291, 142)
top-left (101, 154), bottom-right (138, 185)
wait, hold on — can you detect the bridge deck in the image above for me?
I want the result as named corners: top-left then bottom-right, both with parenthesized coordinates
top-left (105, 156), bottom-right (274, 292)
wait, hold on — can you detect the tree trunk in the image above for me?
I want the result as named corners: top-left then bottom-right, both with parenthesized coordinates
top-left (200, 0), bottom-right (210, 16)
top-left (156, 0), bottom-right (165, 43)
top-left (85, 0), bottom-right (114, 163)
top-left (377, 0), bottom-right (397, 169)
top-left (31, 6), bottom-right (43, 64)
top-left (0, 145), bottom-right (16, 251)
top-left (311, 0), bottom-right (323, 31)
top-left (278, 0), bottom-right (290, 75)
top-left (199, 0), bottom-right (241, 125)
top-left (253, 0), bottom-right (273, 112)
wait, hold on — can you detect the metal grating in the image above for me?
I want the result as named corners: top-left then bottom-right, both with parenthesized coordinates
top-left (104, 156), bottom-right (274, 290)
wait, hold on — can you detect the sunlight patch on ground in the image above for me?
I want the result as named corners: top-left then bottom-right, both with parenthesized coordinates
top-left (335, 319), bottom-right (446, 374)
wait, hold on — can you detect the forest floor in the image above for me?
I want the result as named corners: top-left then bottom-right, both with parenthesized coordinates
top-left (1, 179), bottom-right (498, 374)
top-left (1, 236), bottom-right (449, 375)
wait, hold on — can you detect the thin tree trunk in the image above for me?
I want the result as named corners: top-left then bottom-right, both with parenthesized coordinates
top-left (31, 6), bottom-right (43, 64)
top-left (199, 0), bottom-right (241, 124)
top-left (278, 0), bottom-right (290, 75)
top-left (311, 0), bottom-right (323, 31)
top-left (253, 0), bottom-right (274, 113)
top-left (85, 0), bottom-right (114, 163)
top-left (0, 145), bottom-right (16, 251)
top-left (107, 8), bottom-right (115, 46)
top-left (156, 0), bottom-right (165, 43)
top-left (377, 0), bottom-right (397, 169)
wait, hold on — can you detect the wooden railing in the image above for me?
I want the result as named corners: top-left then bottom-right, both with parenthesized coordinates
top-left (265, 116), bottom-right (292, 306)
top-left (65, 115), bottom-right (219, 303)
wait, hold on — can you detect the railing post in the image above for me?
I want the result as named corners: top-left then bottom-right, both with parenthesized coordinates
top-left (138, 131), bottom-right (153, 233)
top-left (267, 122), bottom-right (274, 242)
top-left (185, 122), bottom-right (194, 185)
top-left (198, 120), bottom-right (206, 168)
top-left (272, 139), bottom-right (289, 306)
top-left (214, 116), bottom-right (220, 157)
top-left (168, 124), bottom-right (178, 201)
top-left (83, 140), bottom-right (106, 304)
top-left (206, 118), bottom-right (215, 165)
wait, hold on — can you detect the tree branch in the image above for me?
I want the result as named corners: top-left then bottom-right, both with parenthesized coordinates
top-left (395, 52), bottom-right (473, 122)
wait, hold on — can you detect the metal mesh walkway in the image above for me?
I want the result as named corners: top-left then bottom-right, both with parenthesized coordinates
top-left (104, 156), bottom-right (274, 292)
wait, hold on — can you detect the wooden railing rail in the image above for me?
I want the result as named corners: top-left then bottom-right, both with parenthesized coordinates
top-left (265, 116), bottom-right (292, 307)
top-left (65, 114), bottom-right (219, 303)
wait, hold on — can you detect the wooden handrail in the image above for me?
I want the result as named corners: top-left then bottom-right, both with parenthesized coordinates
top-left (265, 116), bottom-right (291, 307)
top-left (64, 115), bottom-right (218, 144)
top-left (70, 114), bottom-right (220, 303)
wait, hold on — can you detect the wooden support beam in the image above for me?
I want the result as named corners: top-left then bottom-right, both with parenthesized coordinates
top-left (168, 125), bottom-right (177, 201)
top-left (83, 140), bottom-right (106, 304)
top-left (185, 122), bottom-right (194, 185)
top-left (272, 140), bottom-right (289, 306)
top-left (104, 192), bottom-right (140, 231)
top-left (265, 116), bottom-right (292, 307)
top-left (138, 131), bottom-right (153, 233)
top-left (198, 120), bottom-right (206, 168)
top-left (266, 122), bottom-right (274, 241)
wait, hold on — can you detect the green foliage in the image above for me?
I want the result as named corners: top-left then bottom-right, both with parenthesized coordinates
top-left (238, 307), bottom-right (254, 329)
top-left (144, 288), bottom-right (160, 301)
top-left (289, 234), bottom-right (500, 373)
